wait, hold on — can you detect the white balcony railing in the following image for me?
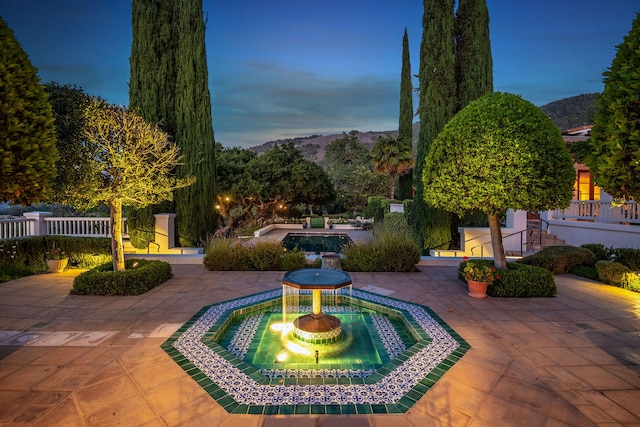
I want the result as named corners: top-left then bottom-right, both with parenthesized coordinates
top-left (551, 200), bottom-right (640, 224)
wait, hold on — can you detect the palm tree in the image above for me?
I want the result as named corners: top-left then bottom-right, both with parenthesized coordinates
top-left (371, 135), bottom-right (415, 200)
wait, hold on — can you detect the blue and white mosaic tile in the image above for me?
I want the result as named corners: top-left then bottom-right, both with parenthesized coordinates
top-left (163, 288), bottom-right (470, 414)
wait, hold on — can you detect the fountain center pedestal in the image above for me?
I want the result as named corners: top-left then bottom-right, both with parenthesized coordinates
top-left (282, 269), bottom-right (352, 345)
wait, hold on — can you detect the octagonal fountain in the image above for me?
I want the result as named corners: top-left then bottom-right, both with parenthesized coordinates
top-left (162, 269), bottom-right (470, 415)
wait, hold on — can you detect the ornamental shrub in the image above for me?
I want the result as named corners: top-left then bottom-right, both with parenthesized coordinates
top-left (281, 249), bottom-right (307, 271)
top-left (458, 260), bottom-right (556, 297)
top-left (343, 222), bottom-right (420, 272)
top-left (0, 236), bottom-right (111, 282)
top-left (202, 238), bottom-right (250, 271)
top-left (595, 261), bottom-right (631, 287)
top-left (518, 246), bottom-right (596, 274)
top-left (248, 241), bottom-right (286, 271)
top-left (568, 264), bottom-right (600, 281)
top-left (580, 243), bottom-right (610, 261)
top-left (609, 248), bottom-right (640, 270)
top-left (71, 258), bottom-right (172, 295)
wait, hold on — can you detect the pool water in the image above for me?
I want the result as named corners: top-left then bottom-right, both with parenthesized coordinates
top-left (218, 310), bottom-right (415, 375)
top-left (281, 233), bottom-right (353, 254)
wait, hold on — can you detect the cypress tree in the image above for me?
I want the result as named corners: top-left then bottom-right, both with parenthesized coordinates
top-left (0, 17), bottom-right (58, 205)
top-left (587, 12), bottom-right (640, 201)
top-left (173, 0), bottom-right (217, 246)
top-left (129, 0), bottom-right (216, 247)
top-left (128, 0), bottom-right (175, 248)
top-left (397, 28), bottom-right (414, 201)
top-left (452, 0), bottom-right (494, 236)
top-left (455, 0), bottom-right (493, 111)
top-left (414, 0), bottom-right (456, 252)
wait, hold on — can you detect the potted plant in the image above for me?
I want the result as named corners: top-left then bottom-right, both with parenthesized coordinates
top-left (462, 258), bottom-right (500, 298)
top-left (46, 244), bottom-right (68, 273)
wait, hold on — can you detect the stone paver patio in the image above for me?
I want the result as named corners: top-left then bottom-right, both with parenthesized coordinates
top-left (0, 261), bottom-right (639, 426)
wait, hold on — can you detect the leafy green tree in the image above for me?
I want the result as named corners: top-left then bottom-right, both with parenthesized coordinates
top-left (455, 0), bottom-right (493, 111)
top-left (129, 0), bottom-right (216, 248)
top-left (43, 83), bottom-right (99, 204)
top-left (397, 28), bottom-right (414, 200)
top-left (586, 12), bottom-right (640, 201)
top-left (415, 0), bottom-right (456, 251)
top-left (322, 133), bottom-right (388, 212)
top-left (0, 17), bottom-right (58, 204)
top-left (423, 92), bottom-right (575, 269)
top-left (216, 143), bottom-right (335, 234)
top-left (371, 135), bottom-right (414, 200)
top-left (75, 102), bottom-right (194, 271)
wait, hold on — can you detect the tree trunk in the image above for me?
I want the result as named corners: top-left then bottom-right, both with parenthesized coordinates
top-left (110, 199), bottom-right (126, 271)
top-left (487, 213), bottom-right (507, 270)
top-left (390, 171), bottom-right (396, 200)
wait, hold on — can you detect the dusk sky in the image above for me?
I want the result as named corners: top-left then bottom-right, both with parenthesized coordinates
top-left (2, 0), bottom-right (638, 147)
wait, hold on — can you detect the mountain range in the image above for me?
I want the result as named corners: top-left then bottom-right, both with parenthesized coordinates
top-left (251, 93), bottom-right (599, 163)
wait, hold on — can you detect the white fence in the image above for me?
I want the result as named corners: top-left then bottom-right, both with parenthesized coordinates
top-left (550, 200), bottom-right (640, 224)
top-left (0, 217), bottom-right (31, 240)
top-left (0, 212), bottom-right (127, 240)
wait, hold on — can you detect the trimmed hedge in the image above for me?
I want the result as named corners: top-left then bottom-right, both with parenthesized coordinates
top-left (595, 261), bottom-right (640, 292)
top-left (518, 245), bottom-right (596, 274)
top-left (71, 258), bottom-right (172, 296)
top-left (458, 260), bottom-right (556, 297)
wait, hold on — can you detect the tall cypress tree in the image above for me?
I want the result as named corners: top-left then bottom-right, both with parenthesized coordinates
top-left (455, 0), bottom-right (493, 111)
top-left (452, 0), bottom-right (493, 236)
top-left (129, 0), bottom-right (216, 247)
top-left (128, 0), bottom-right (175, 248)
top-left (397, 28), bottom-right (414, 201)
top-left (173, 0), bottom-right (217, 247)
top-left (414, 0), bottom-right (456, 252)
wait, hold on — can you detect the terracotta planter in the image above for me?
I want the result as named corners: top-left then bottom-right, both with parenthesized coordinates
top-left (467, 280), bottom-right (488, 299)
top-left (46, 258), bottom-right (68, 273)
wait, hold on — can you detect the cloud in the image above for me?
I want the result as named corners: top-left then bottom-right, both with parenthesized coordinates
top-left (211, 61), bottom-right (402, 147)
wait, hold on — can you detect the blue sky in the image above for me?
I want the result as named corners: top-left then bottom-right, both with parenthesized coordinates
top-left (2, 0), bottom-right (638, 147)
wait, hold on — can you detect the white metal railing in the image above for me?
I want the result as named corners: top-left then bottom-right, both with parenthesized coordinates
top-left (0, 217), bottom-right (33, 240)
top-left (551, 200), bottom-right (640, 224)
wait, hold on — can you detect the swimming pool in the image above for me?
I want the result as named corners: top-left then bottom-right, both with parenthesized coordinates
top-left (281, 232), bottom-right (353, 254)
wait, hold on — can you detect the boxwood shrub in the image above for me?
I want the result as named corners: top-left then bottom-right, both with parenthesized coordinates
top-left (458, 260), bottom-right (556, 297)
top-left (71, 258), bottom-right (172, 296)
top-left (518, 245), bottom-right (596, 274)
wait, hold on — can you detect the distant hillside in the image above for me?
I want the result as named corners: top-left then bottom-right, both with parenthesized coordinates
top-left (250, 94), bottom-right (598, 162)
top-left (251, 123), bottom-right (420, 163)
top-left (539, 93), bottom-right (598, 131)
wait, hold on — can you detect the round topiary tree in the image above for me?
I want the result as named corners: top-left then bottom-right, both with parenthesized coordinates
top-left (423, 92), bottom-right (575, 269)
